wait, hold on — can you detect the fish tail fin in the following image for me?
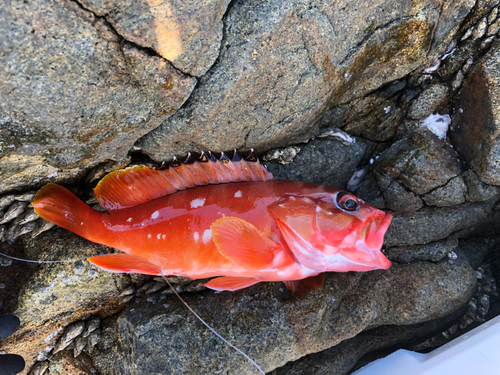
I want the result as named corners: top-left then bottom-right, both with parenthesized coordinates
top-left (33, 183), bottom-right (103, 242)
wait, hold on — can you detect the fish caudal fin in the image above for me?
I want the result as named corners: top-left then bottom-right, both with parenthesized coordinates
top-left (88, 254), bottom-right (160, 275)
top-left (33, 183), bottom-right (103, 242)
top-left (205, 277), bottom-right (260, 291)
top-left (283, 273), bottom-right (325, 297)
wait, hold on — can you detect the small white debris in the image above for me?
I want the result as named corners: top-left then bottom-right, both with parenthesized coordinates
top-left (190, 198), bottom-right (206, 209)
top-left (262, 146), bottom-right (300, 164)
top-left (127, 217), bottom-right (132, 222)
top-left (369, 158), bottom-right (374, 164)
top-left (384, 106), bottom-right (392, 114)
top-left (448, 251), bottom-right (458, 260)
top-left (420, 113), bottom-right (451, 140)
top-left (202, 229), bottom-right (212, 245)
top-left (151, 211), bottom-right (159, 219)
top-left (234, 190), bottom-right (242, 198)
top-left (317, 127), bottom-right (356, 145)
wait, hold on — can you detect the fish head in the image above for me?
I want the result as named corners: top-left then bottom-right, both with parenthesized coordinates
top-left (268, 190), bottom-right (392, 272)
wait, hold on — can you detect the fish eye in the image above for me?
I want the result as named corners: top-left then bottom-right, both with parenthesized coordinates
top-left (335, 192), bottom-right (359, 212)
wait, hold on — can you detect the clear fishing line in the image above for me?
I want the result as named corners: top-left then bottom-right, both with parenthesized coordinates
top-left (0, 251), bottom-right (265, 374)
top-left (160, 272), bottom-right (265, 375)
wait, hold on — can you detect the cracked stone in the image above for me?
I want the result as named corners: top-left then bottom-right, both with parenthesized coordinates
top-left (385, 236), bottom-right (459, 263)
top-left (0, 0), bottom-right (195, 194)
top-left (79, 0), bottom-right (230, 76)
top-left (463, 170), bottom-right (500, 202)
top-left (422, 176), bottom-right (467, 207)
top-left (382, 180), bottom-right (424, 212)
top-left (137, 0), bottom-right (473, 161)
top-left (374, 127), bottom-right (462, 195)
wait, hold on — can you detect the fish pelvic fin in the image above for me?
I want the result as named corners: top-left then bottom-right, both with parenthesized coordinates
top-left (88, 254), bottom-right (160, 275)
top-left (94, 155), bottom-right (274, 211)
top-left (33, 183), bottom-right (104, 242)
top-left (283, 273), bottom-right (325, 297)
top-left (205, 277), bottom-right (260, 291)
top-left (211, 217), bottom-right (280, 270)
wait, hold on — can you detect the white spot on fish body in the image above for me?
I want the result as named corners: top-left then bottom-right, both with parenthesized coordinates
top-left (190, 198), bottom-right (206, 208)
top-left (193, 232), bottom-right (199, 243)
top-left (162, 234), bottom-right (166, 240)
top-left (80, 222), bottom-right (83, 225)
top-left (157, 234), bottom-right (161, 239)
top-left (234, 190), bottom-right (242, 198)
top-left (151, 211), bottom-right (159, 219)
top-left (148, 234), bottom-right (151, 238)
top-left (316, 206), bottom-right (321, 212)
top-left (202, 229), bottom-right (212, 244)
top-left (127, 217), bottom-right (132, 222)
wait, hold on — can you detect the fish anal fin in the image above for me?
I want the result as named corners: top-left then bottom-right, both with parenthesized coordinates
top-left (94, 158), bottom-right (273, 211)
top-left (283, 273), bottom-right (325, 297)
top-left (205, 277), bottom-right (260, 291)
top-left (88, 253), bottom-right (160, 275)
top-left (211, 217), bottom-right (280, 270)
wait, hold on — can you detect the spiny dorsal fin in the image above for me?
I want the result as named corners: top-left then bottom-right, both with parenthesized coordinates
top-left (94, 152), bottom-right (274, 211)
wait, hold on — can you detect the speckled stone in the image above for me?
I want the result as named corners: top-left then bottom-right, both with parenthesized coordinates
top-left (79, 0), bottom-right (230, 76)
top-left (92, 258), bottom-right (476, 374)
top-left (422, 176), bottom-right (467, 207)
top-left (137, 0), bottom-right (474, 161)
top-left (0, 0), bottom-right (196, 195)
top-left (265, 137), bottom-right (373, 190)
top-left (450, 41), bottom-right (500, 186)
top-left (407, 83), bottom-right (450, 120)
top-left (382, 180), bottom-right (423, 212)
top-left (374, 127), bottom-right (462, 195)
top-left (385, 236), bottom-right (458, 263)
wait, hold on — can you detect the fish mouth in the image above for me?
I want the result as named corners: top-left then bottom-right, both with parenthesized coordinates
top-left (363, 211), bottom-right (392, 269)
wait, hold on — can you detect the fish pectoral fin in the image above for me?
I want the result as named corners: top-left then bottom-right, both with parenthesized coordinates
top-left (283, 273), bottom-right (325, 297)
top-left (211, 217), bottom-right (280, 270)
top-left (88, 253), bottom-right (160, 275)
top-left (205, 277), bottom-right (260, 291)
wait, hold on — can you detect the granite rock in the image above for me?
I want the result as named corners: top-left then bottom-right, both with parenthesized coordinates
top-left (79, 0), bottom-right (230, 76)
top-left (422, 176), bottom-right (467, 207)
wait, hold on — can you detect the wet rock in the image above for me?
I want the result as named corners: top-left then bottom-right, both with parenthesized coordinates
top-left (384, 198), bottom-right (497, 247)
top-left (0, 0), bottom-right (196, 194)
top-left (46, 351), bottom-right (94, 375)
top-left (463, 170), bottom-right (500, 202)
top-left (265, 137), bottom-right (373, 190)
top-left (385, 236), bottom-right (459, 263)
top-left (356, 172), bottom-right (386, 209)
top-left (137, 0), bottom-right (473, 161)
top-left (0, 230), bottom-right (131, 370)
top-left (374, 127), bottom-right (462, 195)
top-left (450, 41), bottom-right (500, 186)
top-left (382, 180), bottom-right (423, 212)
top-left (93, 259), bottom-right (475, 374)
top-left (407, 84), bottom-right (450, 120)
top-left (80, 0), bottom-right (229, 76)
top-left (422, 176), bottom-right (467, 207)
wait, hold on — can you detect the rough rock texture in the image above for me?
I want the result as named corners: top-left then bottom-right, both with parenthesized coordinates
top-left (451, 39), bottom-right (500, 185)
top-left (93, 259), bottom-right (476, 374)
top-left (374, 127), bottom-right (462, 195)
top-left (79, 0), bottom-right (230, 76)
top-left (136, 0), bottom-right (473, 161)
top-left (0, 230), bottom-right (131, 371)
top-left (265, 137), bottom-right (373, 190)
top-left (0, 0), bottom-right (196, 194)
top-left (1, 0), bottom-right (500, 374)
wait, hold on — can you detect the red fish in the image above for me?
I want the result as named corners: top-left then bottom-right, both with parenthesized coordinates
top-left (33, 153), bottom-right (392, 295)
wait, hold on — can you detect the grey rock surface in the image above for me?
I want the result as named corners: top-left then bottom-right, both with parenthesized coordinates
top-left (79, 0), bottom-right (230, 76)
top-left (451, 39), bottom-right (500, 186)
top-left (93, 259), bottom-right (476, 374)
top-left (422, 176), bottom-right (467, 207)
top-left (265, 137), bottom-right (373, 190)
top-left (0, 0), bottom-right (196, 195)
top-left (374, 127), bottom-right (462, 195)
top-left (137, 0), bottom-right (473, 161)
top-left (385, 236), bottom-right (459, 263)
top-left (408, 84), bottom-right (450, 120)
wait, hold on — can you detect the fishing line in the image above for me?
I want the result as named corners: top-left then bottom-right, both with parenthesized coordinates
top-left (160, 272), bottom-right (265, 375)
top-left (0, 250), bottom-right (265, 373)
top-left (0, 252), bottom-right (88, 264)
